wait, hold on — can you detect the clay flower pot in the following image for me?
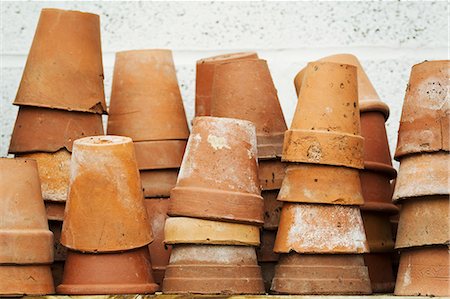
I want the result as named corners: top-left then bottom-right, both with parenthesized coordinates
top-left (61, 136), bottom-right (152, 252)
top-left (360, 111), bottom-right (393, 167)
top-left (257, 229), bottom-right (279, 262)
top-left (141, 169), bottom-right (179, 198)
top-left (169, 117), bottom-right (264, 225)
top-left (271, 253), bottom-right (372, 294)
top-left (274, 203), bottom-right (368, 254)
top-left (45, 201), bottom-right (66, 221)
top-left (57, 246), bottom-right (158, 294)
top-left (361, 211), bottom-right (395, 252)
top-left (13, 9), bottom-right (106, 114)
top-left (395, 60), bottom-right (450, 159)
top-left (162, 245), bottom-right (265, 294)
top-left (363, 253), bottom-right (395, 293)
top-left (195, 52), bottom-right (258, 116)
top-left (395, 246), bottom-right (449, 296)
top-left (360, 168), bottom-right (398, 213)
top-left (0, 265), bottom-right (54, 296)
top-left (259, 159), bottom-right (287, 191)
top-left (284, 62), bottom-right (364, 169)
top-left (262, 190), bottom-right (283, 230)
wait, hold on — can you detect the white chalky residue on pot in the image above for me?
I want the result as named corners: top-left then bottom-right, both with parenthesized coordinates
top-left (402, 262), bottom-right (412, 286)
top-left (207, 134), bottom-right (230, 150)
top-left (303, 188), bottom-right (313, 199)
top-left (415, 75), bottom-right (448, 110)
top-left (177, 133), bottom-right (201, 180)
top-left (170, 245), bottom-right (256, 264)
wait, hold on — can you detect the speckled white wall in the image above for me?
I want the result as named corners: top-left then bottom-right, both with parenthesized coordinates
top-left (1, 1), bottom-right (448, 164)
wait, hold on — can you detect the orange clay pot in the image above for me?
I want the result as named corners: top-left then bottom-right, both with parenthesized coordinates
top-left (209, 59), bottom-right (287, 159)
top-left (0, 265), bottom-right (54, 296)
top-left (134, 140), bottom-right (186, 170)
top-left (395, 60), bottom-right (450, 159)
top-left (361, 211), bottom-right (395, 252)
top-left (13, 9), bottom-right (106, 114)
top-left (107, 49), bottom-right (189, 141)
top-left (278, 164), bottom-right (364, 205)
top-left (363, 253), bottom-right (395, 293)
top-left (257, 229), bottom-right (279, 262)
top-left (57, 247), bottom-right (158, 295)
top-left (162, 245), bottom-right (265, 294)
top-left (141, 169), bottom-right (178, 198)
top-left (169, 117), bottom-right (264, 225)
top-left (195, 52), bottom-right (258, 117)
top-left (360, 167), bottom-right (398, 213)
top-left (271, 253), bottom-right (371, 295)
top-left (395, 246), bottom-right (449, 297)
top-left (360, 111), bottom-right (393, 167)
top-left (258, 159), bottom-right (286, 191)
top-left (61, 136), bottom-right (152, 252)
top-left (263, 190), bottom-right (283, 230)
top-left (274, 203), bottom-right (368, 254)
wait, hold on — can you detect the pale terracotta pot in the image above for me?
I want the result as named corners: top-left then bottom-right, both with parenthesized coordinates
top-left (61, 135), bottom-right (152, 252)
top-left (262, 190), bottom-right (283, 230)
top-left (134, 140), bottom-right (186, 170)
top-left (13, 9), bottom-right (106, 114)
top-left (361, 211), bottom-right (395, 252)
top-left (258, 158), bottom-right (287, 191)
top-left (363, 253), bottom-right (395, 293)
top-left (141, 169), bottom-right (178, 198)
top-left (0, 265), bottom-right (54, 295)
top-left (257, 229), bottom-right (279, 262)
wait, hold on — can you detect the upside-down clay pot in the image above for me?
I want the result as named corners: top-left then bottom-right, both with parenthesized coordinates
top-left (360, 110), bottom-right (393, 166)
top-left (209, 59), bottom-right (287, 159)
top-left (395, 246), bottom-right (449, 296)
top-left (395, 60), bottom-right (450, 159)
top-left (361, 211), bottom-right (395, 252)
top-left (258, 159), bottom-right (286, 191)
top-left (360, 168), bottom-right (398, 213)
top-left (195, 52), bottom-right (258, 117)
top-left (257, 229), bottom-right (279, 262)
top-left (364, 253), bottom-right (395, 293)
top-left (262, 190), bottom-right (283, 230)
top-left (274, 203), bottom-right (368, 254)
top-left (141, 169), bottom-right (179, 198)
top-left (271, 253), bottom-right (372, 294)
top-left (169, 117), bottom-right (264, 225)
top-left (13, 9), bottom-right (106, 114)
top-left (61, 136), bottom-right (152, 252)
top-left (134, 140), bottom-right (186, 170)
top-left (0, 265), bottom-right (54, 296)
top-left (107, 49), bottom-right (189, 141)
top-left (57, 247), bottom-right (158, 294)
top-left (162, 245), bottom-right (265, 294)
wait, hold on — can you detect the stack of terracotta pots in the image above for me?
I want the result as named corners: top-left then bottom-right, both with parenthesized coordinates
top-left (392, 60), bottom-right (449, 296)
top-left (7, 8), bottom-right (106, 286)
top-left (1, 158), bottom-right (54, 295)
top-left (164, 116), bottom-right (265, 294)
top-left (195, 52), bottom-right (287, 291)
top-left (57, 135), bottom-right (158, 294)
top-left (106, 49), bottom-right (189, 286)
top-left (271, 61), bottom-right (372, 294)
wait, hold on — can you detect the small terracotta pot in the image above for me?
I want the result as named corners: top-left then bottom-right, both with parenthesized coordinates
top-left (395, 246), bottom-right (449, 296)
top-left (395, 60), bottom-right (450, 159)
top-left (278, 164), bottom-right (364, 205)
top-left (45, 201), bottom-right (66, 221)
top-left (271, 253), bottom-right (372, 294)
top-left (0, 265), bottom-right (54, 295)
top-left (195, 52), bottom-right (258, 117)
top-left (274, 203), bottom-right (368, 254)
top-left (360, 111), bottom-right (393, 167)
top-left (257, 229), bottom-right (279, 262)
top-left (361, 211), bottom-right (395, 252)
top-left (107, 49), bottom-right (189, 141)
top-left (393, 151), bottom-right (449, 201)
top-left (141, 169), bottom-right (178, 198)
top-left (285, 62), bottom-right (364, 169)
top-left (57, 246), bottom-right (158, 295)
top-left (395, 196), bottom-right (449, 249)
top-left (169, 117), bottom-right (264, 225)
top-left (13, 9), bottom-right (106, 114)
top-left (360, 167), bottom-right (399, 214)
top-left (61, 136), bottom-right (152, 252)
top-left (210, 59), bottom-right (287, 159)
top-left (134, 140), bottom-right (186, 170)
top-left (258, 158), bottom-right (286, 191)
top-left (164, 217), bottom-right (260, 246)
top-left (162, 244), bottom-right (265, 294)
top-left (259, 261), bottom-right (276, 293)
top-left (263, 190), bottom-right (283, 230)
top-left (363, 253), bottom-right (395, 293)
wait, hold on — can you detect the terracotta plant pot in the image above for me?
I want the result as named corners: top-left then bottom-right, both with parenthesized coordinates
top-left (395, 246), bottom-right (449, 296)
top-left (195, 52), bottom-right (258, 117)
top-left (45, 201), bottom-right (66, 221)
top-left (165, 217), bottom-right (260, 246)
top-left (0, 265), bottom-right (54, 296)
top-left (141, 169), bottom-right (178, 198)
top-left (363, 253), bottom-right (395, 293)
top-left (107, 49), bottom-right (189, 141)
top-left (395, 60), bottom-right (450, 159)
top-left (361, 211), bottom-right (395, 252)
top-left (395, 196), bottom-right (449, 249)
top-left (169, 117), bottom-right (264, 225)
top-left (61, 136), bottom-right (152, 252)
top-left (259, 159), bottom-right (286, 191)
top-left (162, 245), bottom-right (265, 294)
top-left (360, 168), bottom-right (398, 213)
top-left (57, 246), bottom-right (158, 294)
top-left (134, 140), bottom-right (186, 170)
top-left (260, 261), bottom-right (276, 293)
top-left (271, 253), bottom-right (371, 294)
top-left (13, 9), bottom-right (106, 114)
top-left (274, 203), bottom-right (368, 254)
top-left (262, 190), bottom-right (283, 230)
top-left (284, 62), bottom-right (364, 169)
top-left (257, 229), bottom-right (279, 262)
top-left (360, 111), bottom-right (393, 167)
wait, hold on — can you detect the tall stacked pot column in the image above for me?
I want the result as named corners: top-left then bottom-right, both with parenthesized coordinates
top-left (392, 60), bottom-right (449, 297)
top-left (106, 49), bottom-right (189, 285)
top-left (271, 61), bottom-right (371, 294)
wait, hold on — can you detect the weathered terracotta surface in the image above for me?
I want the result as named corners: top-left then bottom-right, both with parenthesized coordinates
top-left (260, 261), bottom-right (276, 293)
top-left (278, 164), bottom-right (364, 205)
top-left (13, 9), bottom-right (106, 114)
top-left (134, 140), bottom-right (186, 170)
top-left (257, 229), bottom-right (279, 262)
top-left (262, 190), bottom-right (283, 230)
top-left (61, 136), bottom-right (152, 252)
top-left (0, 158), bottom-right (53, 264)
top-left (360, 168), bottom-right (398, 213)
top-left (271, 253), bottom-right (372, 294)
top-left (45, 201), bottom-right (66, 221)
top-left (361, 211), bottom-right (395, 252)
top-left (393, 151), bottom-right (449, 201)
top-left (395, 246), bottom-right (449, 296)
top-left (107, 49), bottom-right (189, 141)
top-left (274, 203), bottom-right (368, 254)
top-left (364, 253), bottom-right (395, 293)
top-left (162, 245), bottom-right (265, 294)
top-left (285, 62), bottom-right (364, 169)
top-left (9, 106), bottom-right (104, 153)
top-left (395, 60), bottom-right (450, 159)
top-left (141, 169), bottom-right (178, 198)
top-left (0, 265), bottom-right (54, 295)
top-left (169, 117), bottom-right (264, 225)
top-left (57, 247), bottom-right (158, 294)
top-left (195, 52), bottom-right (258, 117)
top-left (395, 196), bottom-right (449, 249)
top-left (259, 159), bottom-right (286, 191)
top-left (165, 217), bottom-right (260, 246)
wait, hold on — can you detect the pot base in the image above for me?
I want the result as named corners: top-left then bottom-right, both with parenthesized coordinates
top-left (0, 264), bottom-right (54, 296)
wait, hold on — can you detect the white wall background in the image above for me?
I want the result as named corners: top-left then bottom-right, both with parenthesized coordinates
top-left (1, 1), bottom-right (448, 164)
